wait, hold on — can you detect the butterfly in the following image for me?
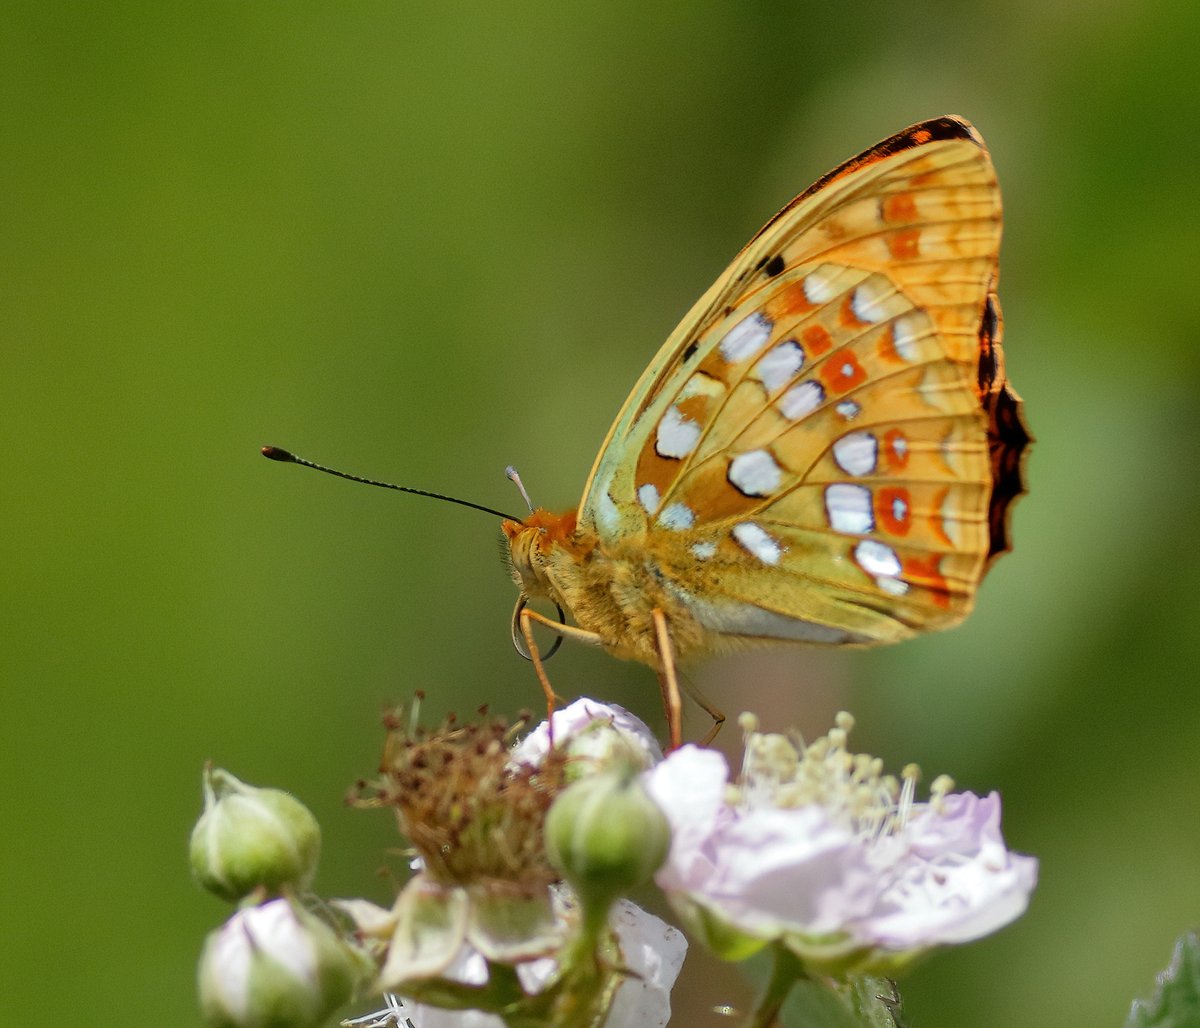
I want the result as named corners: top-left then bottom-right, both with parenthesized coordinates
top-left (502, 116), bottom-right (1030, 748)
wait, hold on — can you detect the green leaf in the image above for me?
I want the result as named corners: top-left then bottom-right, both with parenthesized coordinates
top-left (1127, 931), bottom-right (1200, 1028)
top-left (777, 975), bottom-right (906, 1028)
top-left (840, 976), bottom-right (908, 1028)
top-left (779, 979), bottom-right (863, 1028)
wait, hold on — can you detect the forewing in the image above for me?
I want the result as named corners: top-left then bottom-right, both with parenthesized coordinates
top-left (578, 116), bottom-right (1028, 646)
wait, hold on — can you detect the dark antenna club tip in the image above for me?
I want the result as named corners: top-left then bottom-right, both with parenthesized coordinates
top-left (257, 444), bottom-right (523, 522)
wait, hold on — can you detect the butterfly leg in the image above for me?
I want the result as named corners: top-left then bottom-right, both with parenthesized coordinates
top-left (518, 605), bottom-right (604, 727)
top-left (650, 608), bottom-right (683, 752)
top-left (681, 678), bottom-right (726, 747)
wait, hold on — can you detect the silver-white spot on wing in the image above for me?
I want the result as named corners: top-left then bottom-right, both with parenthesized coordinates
top-left (854, 539), bottom-right (901, 577)
top-left (778, 380), bottom-right (825, 420)
top-left (592, 475), bottom-right (621, 537)
top-left (832, 432), bottom-right (878, 476)
top-left (728, 449), bottom-right (783, 497)
top-left (757, 340), bottom-right (804, 392)
top-left (657, 502), bottom-right (695, 531)
top-left (824, 483), bottom-right (874, 535)
top-left (719, 313), bottom-right (773, 363)
top-left (655, 404), bottom-right (702, 459)
top-left (836, 400), bottom-right (861, 420)
top-left (855, 539), bottom-right (907, 596)
top-left (732, 522), bottom-right (784, 565)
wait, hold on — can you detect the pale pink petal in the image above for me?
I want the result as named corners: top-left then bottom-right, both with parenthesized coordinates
top-left (511, 699), bottom-right (663, 769)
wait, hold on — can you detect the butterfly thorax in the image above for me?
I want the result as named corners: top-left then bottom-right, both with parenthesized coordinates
top-left (503, 509), bottom-right (709, 665)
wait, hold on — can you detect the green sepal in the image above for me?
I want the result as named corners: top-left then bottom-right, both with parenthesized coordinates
top-left (380, 879), bottom-right (469, 986)
top-left (466, 884), bottom-right (563, 963)
top-left (668, 895), bottom-right (769, 962)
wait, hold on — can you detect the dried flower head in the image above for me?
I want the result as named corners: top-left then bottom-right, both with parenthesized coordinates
top-left (347, 701), bottom-right (576, 989)
top-left (354, 701), bottom-right (568, 895)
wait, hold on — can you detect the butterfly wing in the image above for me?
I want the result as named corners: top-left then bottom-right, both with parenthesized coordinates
top-left (577, 116), bottom-right (1029, 649)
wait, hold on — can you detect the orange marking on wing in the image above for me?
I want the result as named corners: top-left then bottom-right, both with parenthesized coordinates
top-left (930, 487), bottom-right (953, 546)
top-left (675, 394), bottom-right (709, 425)
top-left (882, 428), bottom-right (910, 471)
top-left (676, 461), bottom-right (760, 523)
top-left (839, 294), bottom-right (864, 328)
top-left (697, 350), bottom-right (730, 382)
top-left (910, 128), bottom-right (933, 145)
top-left (882, 193), bottom-right (918, 223)
top-left (878, 324), bottom-right (904, 364)
top-left (876, 486), bottom-right (912, 537)
top-left (802, 324), bottom-right (834, 356)
top-left (767, 281), bottom-right (815, 321)
top-left (636, 447), bottom-right (681, 497)
top-left (818, 352), bottom-right (868, 394)
top-left (821, 217), bottom-right (848, 241)
top-left (887, 227), bottom-right (921, 260)
top-left (902, 554), bottom-right (950, 609)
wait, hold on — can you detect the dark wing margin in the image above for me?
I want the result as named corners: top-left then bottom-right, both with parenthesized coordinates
top-left (977, 291), bottom-right (1032, 567)
top-left (736, 117), bottom-right (984, 264)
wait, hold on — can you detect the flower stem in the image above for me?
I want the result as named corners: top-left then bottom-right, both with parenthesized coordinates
top-left (748, 944), bottom-right (806, 1028)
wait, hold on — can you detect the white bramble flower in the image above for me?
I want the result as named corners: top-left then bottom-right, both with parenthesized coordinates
top-left (337, 700), bottom-right (1033, 1026)
top-left (642, 712), bottom-right (1038, 973)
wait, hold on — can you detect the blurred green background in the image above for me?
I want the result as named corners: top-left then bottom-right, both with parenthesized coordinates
top-left (4, 3), bottom-right (1199, 1025)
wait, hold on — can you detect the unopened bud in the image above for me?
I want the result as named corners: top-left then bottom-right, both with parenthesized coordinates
top-left (545, 769), bottom-right (670, 911)
top-left (190, 766), bottom-right (320, 901)
top-left (197, 899), bottom-right (369, 1028)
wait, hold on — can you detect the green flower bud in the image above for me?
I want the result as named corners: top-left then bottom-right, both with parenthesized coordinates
top-left (544, 769), bottom-right (670, 912)
top-left (198, 899), bottom-right (370, 1028)
top-left (190, 766), bottom-right (320, 902)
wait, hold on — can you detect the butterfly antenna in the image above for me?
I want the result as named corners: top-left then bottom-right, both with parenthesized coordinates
top-left (505, 465), bottom-right (536, 513)
top-left (261, 446), bottom-right (523, 522)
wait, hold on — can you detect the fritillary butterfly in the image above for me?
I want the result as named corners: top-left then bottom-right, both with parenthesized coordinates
top-left (504, 116), bottom-right (1030, 747)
